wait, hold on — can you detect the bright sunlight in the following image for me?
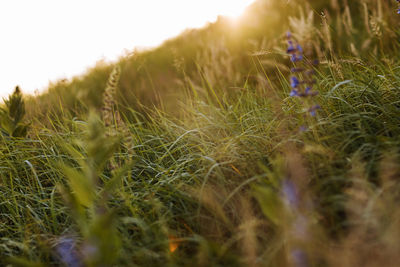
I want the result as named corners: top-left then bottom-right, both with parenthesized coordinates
top-left (0, 0), bottom-right (254, 97)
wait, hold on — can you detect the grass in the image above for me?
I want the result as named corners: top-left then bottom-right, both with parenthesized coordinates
top-left (1, 0), bottom-right (400, 266)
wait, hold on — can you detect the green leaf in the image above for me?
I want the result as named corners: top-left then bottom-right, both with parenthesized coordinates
top-left (61, 164), bottom-right (96, 208)
top-left (253, 185), bottom-right (283, 225)
top-left (103, 160), bottom-right (134, 194)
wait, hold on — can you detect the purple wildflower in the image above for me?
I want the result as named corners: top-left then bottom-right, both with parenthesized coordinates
top-left (55, 237), bottom-right (82, 267)
top-left (308, 105), bottom-right (321, 117)
top-left (291, 77), bottom-right (300, 88)
top-left (282, 182), bottom-right (310, 267)
top-left (299, 125), bottom-right (308, 132)
top-left (303, 87), bottom-right (318, 96)
top-left (312, 59), bottom-right (320, 65)
top-left (291, 54), bottom-right (303, 62)
top-left (287, 41), bottom-right (297, 54)
top-left (282, 179), bottom-right (299, 208)
top-left (290, 89), bottom-right (300, 97)
top-left (287, 34), bottom-right (303, 62)
top-left (287, 46), bottom-right (296, 54)
top-left (285, 29), bottom-right (320, 118)
top-left (291, 249), bottom-right (310, 267)
top-left (296, 44), bottom-right (303, 53)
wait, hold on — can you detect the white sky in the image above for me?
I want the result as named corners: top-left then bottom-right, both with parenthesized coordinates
top-left (0, 0), bottom-right (254, 97)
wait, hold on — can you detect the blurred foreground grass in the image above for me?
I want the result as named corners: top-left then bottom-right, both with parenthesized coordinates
top-left (1, 0), bottom-right (400, 266)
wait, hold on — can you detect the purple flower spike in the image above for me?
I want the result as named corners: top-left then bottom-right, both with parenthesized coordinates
top-left (287, 44), bottom-right (296, 54)
top-left (291, 249), bottom-right (310, 267)
top-left (297, 54), bottom-right (303, 61)
top-left (290, 89), bottom-right (299, 97)
top-left (56, 237), bottom-right (82, 267)
top-left (312, 59), bottom-right (320, 65)
top-left (291, 54), bottom-right (303, 62)
top-left (299, 125), bottom-right (308, 132)
top-left (282, 179), bottom-right (299, 208)
top-left (284, 29), bottom-right (320, 116)
top-left (291, 77), bottom-right (300, 88)
top-left (303, 87), bottom-right (317, 96)
top-left (312, 104), bottom-right (321, 110)
top-left (296, 44), bottom-right (303, 53)
top-left (309, 105), bottom-right (321, 116)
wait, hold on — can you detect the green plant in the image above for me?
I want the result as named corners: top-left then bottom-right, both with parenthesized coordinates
top-left (0, 86), bottom-right (29, 137)
top-left (55, 111), bottom-right (131, 266)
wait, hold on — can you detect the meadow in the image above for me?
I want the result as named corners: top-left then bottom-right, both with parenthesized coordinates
top-left (1, 0), bottom-right (400, 266)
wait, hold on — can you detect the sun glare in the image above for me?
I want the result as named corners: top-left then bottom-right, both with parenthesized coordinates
top-left (0, 0), bottom-right (254, 97)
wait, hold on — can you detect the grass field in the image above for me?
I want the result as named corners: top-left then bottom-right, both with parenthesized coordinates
top-left (1, 0), bottom-right (400, 266)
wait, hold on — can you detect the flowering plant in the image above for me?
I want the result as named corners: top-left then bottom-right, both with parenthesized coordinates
top-left (286, 32), bottom-right (321, 118)
top-left (397, 0), bottom-right (400, 14)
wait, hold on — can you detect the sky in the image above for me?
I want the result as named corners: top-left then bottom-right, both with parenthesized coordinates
top-left (0, 0), bottom-right (255, 97)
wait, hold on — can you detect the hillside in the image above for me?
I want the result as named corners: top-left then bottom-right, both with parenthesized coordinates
top-left (23, 0), bottom-right (296, 120)
top-left (1, 0), bottom-right (400, 266)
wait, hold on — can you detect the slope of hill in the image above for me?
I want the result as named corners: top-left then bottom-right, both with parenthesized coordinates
top-left (1, 0), bottom-right (400, 266)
